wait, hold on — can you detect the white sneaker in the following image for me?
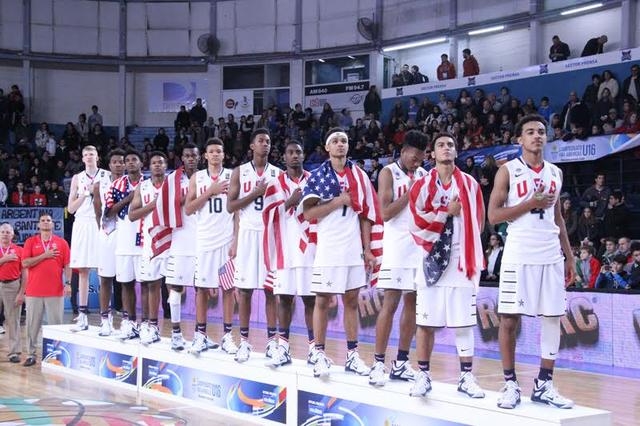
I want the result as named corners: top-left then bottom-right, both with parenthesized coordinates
top-left (313, 351), bottom-right (332, 379)
top-left (497, 380), bottom-right (521, 409)
top-left (265, 339), bottom-right (278, 358)
top-left (234, 340), bottom-right (252, 363)
top-left (189, 331), bottom-right (208, 355)
top-left (0, 325), bottom-right (5, 334)
top-left (389, 360), bottom-right (416, 381)
top-left (368, 361), bottom-right (388, 387)
top-left (531, 379), bottom-right (574, 409)
top-left (118, 319), bottom-right (139, 340)
top-left (98, 316), bottom-right (112, 337)
top-left (307, 346), bottom-right (321, 365)
top-left (458, 372), bottom-right (485, 398)
top-left (409, 370), bottom-right (432, 397)
top-left (266, 345), bottom-right (292, 368)
top-left (221, 333), bottom-right (238, 354)
top-left (344, 351), bottom-right (370, 375)
top-left (171, 332), bottom-right (187, 351)
top-left (140, 324), bottom-right (160, 345)
top-left (205, 336), bottom-right (220, 350)
top-left (70, 312), bottom-right (88, 332)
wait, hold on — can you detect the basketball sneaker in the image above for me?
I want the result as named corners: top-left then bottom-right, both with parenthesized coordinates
top-left (389, 360), bottom-right (416, 381)
top-left (171, 332), bottom-right (187, 351)
top-left (205, 336), bottom-right (220, 350)
top-left (458, 372), bottom-right (485, 398)
top-left (409, 370), bottom-right (432, 397)
top-left (189, 331), bottom-right (208, 355)
top-left (98, 315), bottom-right (113, 337)
top-left (265, 339), bottom-right (278, 359)
top-left (344, 351), bottom-right (370, 375)
top-left (234, 340), bottom-right (252, 363)
top-left (221, 333), bottom-right (238, 355)
top-left (368, 361), bottom-right (388, 387)
top-left (118, 319), bottom-right (139, 340)
top-left (267, 345), bottom-right (292, 368)
top-left (497, 380), bottom-right (521, 409)
top-left (70, 312), bottom-right (89, 332)
top-left (313, 351), bottom-right (332, 379)
top-left (307, 346), bottom-right (320, 365)
top-left (140, 324), bottom-right (160, 345)
top-left (531, 379), bottom-right (574, 409)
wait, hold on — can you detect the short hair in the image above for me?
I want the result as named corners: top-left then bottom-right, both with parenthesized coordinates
top-left (108, 148), bottom-right (126, 162)
top-left (251, 128), bottom-right (270, 143)
top-left (325, 127), bottom-right (348, 144)
top-left (285, 139), bottom-right (303, 151)
top-left (182, 142), bottom-right (198, 152)
top-left (433, 131), bottom-right (457, 145)
top-left (403, 130), bottom-right (428, 151)
top-left (205, 137), bottom-right (224, 149)
top-left (149, 151), bottom-right (167, 161)
top-left (514, 114), bottom-right (547, 137)
top-left (462, 48), bottom-right (471, 55)
top-left (611, 189), bottom-right (623, 202)
top-left (630, 242), bottom-right (640, 253)
top-left (580, 245), bottom-right (595, 255)
top-left (441, 53), bottom-right (448, 58)
top-left (91, 105), bottom-right (98, 110)
top-left (552, 35), bottom-right (559, 40)
top-left (124, 149), bottom-right (143, 162)
top-left (612, 254), bottom-right (627, 265)
top-left (82, 145), bottom-right (98, 154)
top-left (605, 237), bottom-right (617, 245)
top-left (39, 212), bottom-right (53, 220)
top-left (541, 96), bottom-right (549, 102)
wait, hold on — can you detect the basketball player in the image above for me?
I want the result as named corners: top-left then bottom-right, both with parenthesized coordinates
top-left (162, 143), bottom-right (199, 351)
top-left (185, 138), bottom-right (238, 355)
top-left (302, 128), bottom-right (380, 379)
top-left (128, 152), bottom-right (168, 345)
top-left (488, 114), bottom-right (576, 409)
top-left (107, 150), bottom-right (144, 340)
top-left (227, 128), bottom-right (282, 362)
top-left (68, 145), bottom-right (111, 332)
top-left (369, 130), bottom-right (428, 386)
top-left (408, 133), bottom-right (486, 399)
top-left (263, 141), bottom-right (317, 368)
top-left (93, 149), bottom-right (125, 336)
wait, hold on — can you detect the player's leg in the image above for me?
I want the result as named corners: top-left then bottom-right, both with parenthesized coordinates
top-left (70, 268), bottom-right (90, 331)
top-left (221, 288), bottom-right (238, 354)
top-left (235, 288), bottom-right (253, 362)
top-left (140, 278), bottom-right (161, 345)
top-left (267, 293), bottom-right (293, 368)
top-left (497, 314), bottom-right (521, 409)
top-left (343, 287), bottom-right (369, 376)
top-left (264, 289), bottom-right (278, 357)
top-left (370, 288), bottom-right (401, 385)
top-left (189, 286), bottom-right (211, 354)
top-left (119, 280), bottom-right (138, 339)
top-left (410, 285), bottom-right (442, 397)
top-left (301, 295), bottom-right (316, 362)
top-left (311, 292), bottom-right (332, 378)
top-left (98, 276), bottom-right (113, 336)
top-left (167, 284), bottom-right (186, 350)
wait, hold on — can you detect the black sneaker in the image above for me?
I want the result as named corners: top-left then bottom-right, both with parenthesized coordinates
top-left (23, 356), bottom-right (36, 367)
top-left (9, 354), bottom-right (20, 363)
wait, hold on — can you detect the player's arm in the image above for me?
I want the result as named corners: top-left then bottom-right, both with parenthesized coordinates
top-left (92, 182), bottom-right (102, 227)
top-left (127, 185), bottom-right (153, 221)
top-left (554, 170), bottom-right (576, 285)
top-left (184, 174), bottom-right (202, 216)
top-left (302, 192), bottom-right (349, 222)
top-left (359, 215), bottom-right (376, 270)
top-left (229, 211), bottom-right (239, 258)
top-left (475, 181), bottom-right (486, 233)
top-left (66, 174), bottom-right (85, 214)
top-left (488, 166), bottom-right (552, 224)
top-left (378, 167), bottom-right (407, 221)
top-left (106, 181), bottom-right (134, 218)
top-left (226, 167), bottom-right (265, 213)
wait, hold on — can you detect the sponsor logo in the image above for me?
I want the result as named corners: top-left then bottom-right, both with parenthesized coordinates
top-left (467, 77), bottom-right (476, 86)
top-left (539, 64), bottom-right (548, 74)
top-left (621, 50), bottom-right (632, 61)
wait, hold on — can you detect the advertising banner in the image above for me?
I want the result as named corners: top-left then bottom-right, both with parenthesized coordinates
top-left (544, 133), bottom-right (640, 163)
top-left (222, 90), bottom-right (254, 117)
top-left (304, 81), bottom-right (369, 116)
top-left (0, 207), bottom-right (64, 244)
top-left (148, 78), bottom-right (209, 112)
top-left (141, 358), bottom-right (287, 424)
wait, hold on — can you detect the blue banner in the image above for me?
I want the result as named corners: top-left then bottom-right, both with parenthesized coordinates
top-left (0, 207), bottom-right (65, 244)
top-left (544, 133), bottom-right (640, 163)
top-left (42, 338), bottom-right (138, 386)
top-left (141, 358), bottom-right (288, 424)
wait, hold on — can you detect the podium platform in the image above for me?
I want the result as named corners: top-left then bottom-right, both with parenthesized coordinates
top-left (41, 325), bottom-right (611, 426)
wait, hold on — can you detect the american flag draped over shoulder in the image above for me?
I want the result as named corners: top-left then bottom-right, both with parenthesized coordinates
top-left (409, 167), bottom-right (485, 286)
top-left (262, 171), bottom-right (317, 271)
top-left (149, 168), bottom-right (184, 258)
top-left (302, 159), bottom-right (384, 286)
top-left (106, 175), bottom-right (135, 219)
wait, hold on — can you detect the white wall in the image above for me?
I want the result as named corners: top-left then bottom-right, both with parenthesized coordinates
top-left (0, 0), bottom-right (23, 50)
top-left (457, 0), bottom-right (528, 25)
top-left (302, 0), bottom-right (375, 50)
top-left (382, 0), bottom-right (449, 40)
top-left (542, 8), bottom-right (622, 62)
top-left (466, 28), bottom-right (530, 73)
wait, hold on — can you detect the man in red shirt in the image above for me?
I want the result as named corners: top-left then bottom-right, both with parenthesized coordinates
top-left (0, 223), bottom-right (26, 363)
top-left (22, 213), bottom-right (71, 367)
top-left (437, 54), bottom-right (456, 81)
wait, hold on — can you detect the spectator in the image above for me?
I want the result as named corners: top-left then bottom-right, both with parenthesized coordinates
top-left (436, 54), bottom-right (456, 80)
top-left (481, 233), bottom-right (503, 282)
top-left (538, 97), bottom-right (553, 123)
top-left (153, 128), bottom-right (170, 152)
top-left (580, 173), bottom-right (611, 219)
top-left (594, 88), bottom-right (615, 124)
top-left (574, 246), bottom-right (601, 288)
top-left (46, 181), bottom-right (67, 207)
top-left (595, 254), bottom-right (629, 289)
top-left (399, 64), bottom-right (414, 85)
top-left (174, 105), bottom-right (190, 131)
top-left (338, 108), bottom-right (353, 129)
top-left (28, 185), bottom-right (46, 207)
top-left (627, 244), bottom-right (640, 289)
top-left (602, 190), bottom-right (630, 239)
top-left (549, 35), bottom-right (571, 62)
top-left (560, 194), bottom-right (578, 245)
top-left (411, 65), bottom-right (428, 84)
top-left (581, 35), bottom-right (607, 57)
top-left (462, 48), bottom-right (480, 77)
top-left (622, 63), bottom-right (640, 104)
top-left (13, 116), bottom-right (32, 148)
top-left (582, 74), bottom-right (602, 110)
top-left (34, 123), bottom-right (49, 153)
top-left (189, 98), bottom-right (207, 127)
top-left (598, 70), bottom-right (619, 101)
top-left (88, 124), bottom-right (108, 154)
top-left (616, 237), bottom-right (632, 264)
top-left (76, 113), bottom-right (89, 144)
top-left (615, 111), bottom-right (640, 134)
top-left (0, 178), bottom-right (7, 206)
top-left (10, 182), bottom-right (28, 207)
top-left (319, 103), bottom-right (335, 129)
top-left (599, 237), bottom-right (618, 265)
top-left (87, 105), bottom-right (103, 132)
top-left (61, 122), bottom-right (80, 151)
top-left (369, 158), bottom-right (382, 189)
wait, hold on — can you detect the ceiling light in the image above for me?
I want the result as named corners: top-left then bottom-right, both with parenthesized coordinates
top-left (318, 58), bottom-right (325, 63)
top-left (347, 55), bottom-right (356, 59)
top-left (382, 37), bottom-right (447, 52)
top-left (560, 3), bottom-right (603, 15)
top-left (468, 25), bottom-right (504, 36)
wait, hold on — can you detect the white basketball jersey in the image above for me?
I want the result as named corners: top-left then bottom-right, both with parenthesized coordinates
top-left (502, 158), bottom-right (562, 264)
top-left (140, 178), bottom-right (165, 258)
top-left (279, 173), bottom-right (316, 268)
top-left (114, 176), bottom-right (143, 256)
top-left (195, 168), bottom-right (234, 252)
top-left (98, 174), bottom-right (117, 234)
top-left (381, 162), bottom-right (427, 268)
top-left (313, 171), bottom-right (362, 267)
top-left (168, 171), bottom-right (197, 256)
top-left (237, 162), bottom-right (281, 231)
top-left (74, 169), bottom-right (110, 220)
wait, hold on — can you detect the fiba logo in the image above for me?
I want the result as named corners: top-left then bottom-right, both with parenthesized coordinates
top-left (350, 94), bottom-right (363, 105)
